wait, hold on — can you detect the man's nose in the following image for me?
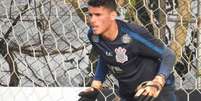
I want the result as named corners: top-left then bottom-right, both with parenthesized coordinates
top-left (90, 15), bottom-right (96, 25)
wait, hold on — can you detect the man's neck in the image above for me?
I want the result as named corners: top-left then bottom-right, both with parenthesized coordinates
top-left (101, 21), bottom-right (118, 41)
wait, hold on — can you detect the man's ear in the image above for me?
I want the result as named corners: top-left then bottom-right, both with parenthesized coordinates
top-left (111, 11), bottom-right (117, 20)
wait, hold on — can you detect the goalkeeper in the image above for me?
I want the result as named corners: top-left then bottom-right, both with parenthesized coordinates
top-left (79, 0), bottom-right (177, 101)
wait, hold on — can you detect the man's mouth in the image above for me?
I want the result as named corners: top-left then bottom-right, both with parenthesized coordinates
top-left (92, 26), bottom-right (98, 31)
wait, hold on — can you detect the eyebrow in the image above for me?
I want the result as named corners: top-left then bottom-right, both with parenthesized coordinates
top-left (88, 12), bottom-right (102, 16)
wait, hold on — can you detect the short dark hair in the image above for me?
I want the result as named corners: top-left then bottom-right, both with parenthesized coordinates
top-left (87, 0), bottom-right (117, 12)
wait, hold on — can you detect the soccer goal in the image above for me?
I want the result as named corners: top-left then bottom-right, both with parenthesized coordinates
top-left (0, 0), bottom-right (201, 101)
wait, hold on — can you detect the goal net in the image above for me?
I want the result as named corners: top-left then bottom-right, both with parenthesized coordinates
top-left (0, 0), bottom-right (201, 101)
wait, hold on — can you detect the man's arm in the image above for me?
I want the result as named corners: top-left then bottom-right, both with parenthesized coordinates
top-left (87, 29), bottom-right (108, 87)
top-left (126, 25), bottom-right (176, 79)
top-left (93, 57), bottom-right (109, 83)
top-left (128, 26), bottom-right (176, 99)
top-left (134, 46), bottom-right (176, 100)
top-left (136, 40), bottom-right (176, 80)
top-left (122, 21), bottom-right (176, 79)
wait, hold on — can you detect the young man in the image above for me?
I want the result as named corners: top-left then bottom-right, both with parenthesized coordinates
top-left (79, 0), bottom-right (177, 101)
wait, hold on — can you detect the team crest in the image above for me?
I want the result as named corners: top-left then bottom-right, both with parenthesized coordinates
top-left (115, 47), bottom-right (128, 63)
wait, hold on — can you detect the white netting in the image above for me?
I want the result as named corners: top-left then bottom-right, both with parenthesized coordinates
top-left (0, 0), bottom-right (201, 101)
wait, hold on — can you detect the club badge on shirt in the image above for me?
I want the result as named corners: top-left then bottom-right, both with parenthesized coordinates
top-left (122, 34), bottom-right (132, 44)
top-left (115, 47), bottom-right (128, 63)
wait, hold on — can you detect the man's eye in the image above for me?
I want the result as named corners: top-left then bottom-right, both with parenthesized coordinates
top-left (95, 14), bottom-right (101, 16)
top-left (88, 13), bottom-right (92, 17)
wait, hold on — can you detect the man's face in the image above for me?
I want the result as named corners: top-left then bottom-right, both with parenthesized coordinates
top-left (88, 6), bottom-right (115, 35)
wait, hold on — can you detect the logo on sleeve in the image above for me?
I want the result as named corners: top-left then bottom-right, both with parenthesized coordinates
top-left (122, 34), bottom-right (132, 44)
top-left (115, 47), bottom-right (128, 63)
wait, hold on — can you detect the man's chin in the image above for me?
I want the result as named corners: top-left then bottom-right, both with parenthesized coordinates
top-left (94, 33), bottom-right (101, 35)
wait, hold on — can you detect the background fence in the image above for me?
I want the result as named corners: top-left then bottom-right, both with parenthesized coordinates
top-left (0, 0), bottom-right (201, 101)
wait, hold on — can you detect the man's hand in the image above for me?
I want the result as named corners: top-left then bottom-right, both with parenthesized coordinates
top-left (78, 87), bottom-right (99, 101)
top-left (78, 80), bottom-right (103, 101)
top-left (91, 80), bottom-right (102, 89)
top-left (134, 74), bottom-right (166, 101)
